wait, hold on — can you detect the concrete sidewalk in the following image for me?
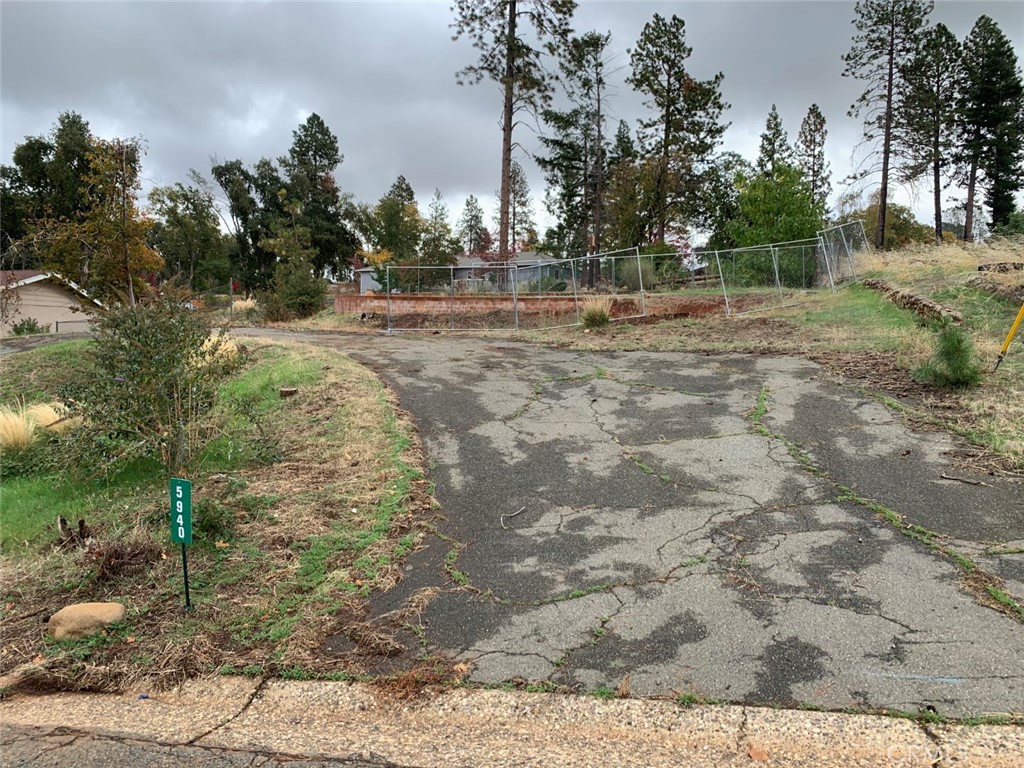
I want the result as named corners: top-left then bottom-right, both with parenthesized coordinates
top-left (2, 678), bottom-right (1021, 767)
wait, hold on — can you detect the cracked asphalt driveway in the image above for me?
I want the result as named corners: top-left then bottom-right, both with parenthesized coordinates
top-left (250, 330), bottom-right (1024, 718)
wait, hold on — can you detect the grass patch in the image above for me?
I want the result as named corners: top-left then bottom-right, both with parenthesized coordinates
top-left (1, 338), bottom-right (433, 693)
top-left (0, 340), bottom-right (92, 403)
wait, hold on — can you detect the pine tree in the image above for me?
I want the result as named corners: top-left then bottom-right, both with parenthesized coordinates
top-left (794, 104), bottom-right (832, 212)
top-left (842, 0), bottom-right (933, 248)
top-left (895, 23), bottom-right (962, 243)
top-left (458, 194), bottom-right (489, 255)
top-left (421, 189), bottom-right (461, 266)
top-left (627, 13), bottom-right (729, 243)
top-left (451, 0), bottom-right (576, 261)
top-left (958, 16), bottom-right (1024, 239)
top-left (538, 30), bottom-right (612, 263)
top-left (756, 105), bottom-right (793, 177)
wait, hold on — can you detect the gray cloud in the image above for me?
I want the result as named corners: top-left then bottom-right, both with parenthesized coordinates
top-left (2, 1), bottom-right (1022, 233)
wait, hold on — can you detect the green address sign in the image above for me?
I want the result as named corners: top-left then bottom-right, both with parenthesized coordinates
top-left (170, 478), bottom-right (193, 545)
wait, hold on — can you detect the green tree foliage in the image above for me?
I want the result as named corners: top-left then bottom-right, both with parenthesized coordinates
top-left (27, 137), bottom-right (162, 304)
top-left (212, 114), bottom-right (356, 288)
top-left (354, 177), bottom-right (425, 264)
top-left (842, 0), bottom-right (933, 249)
top-left (420, 190), bottom-right (462, 266)
top-left (451, 0), bottom-right (577, 260)
top-left (501, 160), bottom-right (535, 253)
top-left (259, 199), bottom-right (326, 320)
top-left (703, 152), bottom-right (755, 250)
top-left (837, 189), bottom-right (932, 249)
top-left (627, 13), bottom-right (729, 243)
top-left (957, 16), bottom-right (1024, 238)
top-left (538, 30), bottom-right (611, 262)
top-left (149, 174), bottom-right (231, 287)
top-left (458, 194), bottom-right (490, 256)
top-left (756, 105), bottom-right (793, 177)
top-left (726, 164), bottom-right (825, 248)
top-left (794, 104), bottom-right (832, 212)
top-left (894, 23), bottom-right (962, 244)
top-left (1, 112), bottom-right (93, 263)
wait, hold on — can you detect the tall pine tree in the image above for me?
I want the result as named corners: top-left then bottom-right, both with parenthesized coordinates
top-left (842, 0), bottom-right (933, 248)
top-left (451, 0), bottom-right (576, 261)
top-left (627, 13), bottom-right (729, 243)
top-left (958, 15), bottom-right (1024, 239)
top-left (794, 104), bottom-right (832, 212)
top-left (895, 23), bottom-right (962, 243)
top-left (756, 105), bottom-right (793, 177)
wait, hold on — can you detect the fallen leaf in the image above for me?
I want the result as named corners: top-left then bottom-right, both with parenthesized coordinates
top-left (215, 540), bottom-right (230, 548)
top-left (126, 636), bottom-right (136, 643)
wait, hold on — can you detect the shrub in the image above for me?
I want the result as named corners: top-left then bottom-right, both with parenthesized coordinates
top-left (914, 322), bottom-right (984, 388)
top-left (61, 299), bottom-right (237, 475)
top-left (260, 257), bottom-right (326, 321)
top-left (11, 317), bottom-right (50, 336)
top-left (610, 258), bottom-right (654, 292)
top-left (581, 296), bottom-right (612, 329)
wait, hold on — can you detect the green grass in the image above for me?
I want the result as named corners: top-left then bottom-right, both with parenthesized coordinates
top-left (0, 456), bottom-right (163, 552)
top-left (0, 340), bottom-right (92, 403)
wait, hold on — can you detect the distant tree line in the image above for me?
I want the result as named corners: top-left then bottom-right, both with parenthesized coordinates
top-left (2, 2), bottom-right (1021, 309)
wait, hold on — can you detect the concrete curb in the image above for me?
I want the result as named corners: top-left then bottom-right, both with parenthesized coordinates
top-left (2, 679), bottom-right (1021, 767)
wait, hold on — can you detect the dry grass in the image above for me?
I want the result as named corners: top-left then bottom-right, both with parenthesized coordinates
top-left (24, 402), bottom-right (80, 434)
top-left (0, 407), bottom-right (35, 449)
top-left (200, 334), bottom-right (241, 364)
top-left (581, 296), bottom-right (613, 329)
top-left (231, 298), bottom-right (257, 313)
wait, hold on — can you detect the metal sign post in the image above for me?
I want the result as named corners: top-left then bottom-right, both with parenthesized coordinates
top-left (170, 478), bottom-right (193, 610)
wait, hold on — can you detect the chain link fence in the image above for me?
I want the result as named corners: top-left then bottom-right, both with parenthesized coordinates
top-left (383, 249), bottom-right (652, 332)
top-left (708, 221), bottom-right (869, 316)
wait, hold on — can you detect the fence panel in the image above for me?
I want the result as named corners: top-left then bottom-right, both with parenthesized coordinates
top-left (382, 249), bottom-right (652, 332)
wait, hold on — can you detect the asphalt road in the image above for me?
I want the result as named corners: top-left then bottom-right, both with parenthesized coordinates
top-left (236, 330), bottom-right (1024, 719)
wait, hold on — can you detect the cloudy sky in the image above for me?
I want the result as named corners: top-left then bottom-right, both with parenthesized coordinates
top-left (2, 1), bottom-right (1022, 237)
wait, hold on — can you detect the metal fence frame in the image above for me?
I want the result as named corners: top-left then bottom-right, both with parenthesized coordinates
top-left (710, 220), bottom-right (868, 317)
top-left (383, 247), bottom-right (651, 333)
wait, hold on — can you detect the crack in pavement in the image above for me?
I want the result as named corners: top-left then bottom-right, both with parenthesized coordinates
top-left (187, 678), bottom-right (268, 747)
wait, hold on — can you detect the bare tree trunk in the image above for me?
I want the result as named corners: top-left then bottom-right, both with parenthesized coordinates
top-left (498, 0), bottom-right (516, 262)
top-left (877, 17), bottom-right (896, 250)
top-left (932, 146), bottom-right (943, 245)
top-left (964, 154), bottom-right (978, 242)
top-left (122, 144), bottom-right (136, 306)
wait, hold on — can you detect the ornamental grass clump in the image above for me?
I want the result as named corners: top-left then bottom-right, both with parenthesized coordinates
top-left (581, 296), bottom-right (613, 329)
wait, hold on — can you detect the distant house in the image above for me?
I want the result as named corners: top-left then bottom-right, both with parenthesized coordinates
top-left (0, 270), bottom-right (102, 336)
top-left (355, 252), bottom-right (566, 294)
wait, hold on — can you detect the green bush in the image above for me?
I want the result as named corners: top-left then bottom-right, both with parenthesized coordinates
top-left (914, 322), bottom-right (983, 388)
top-left (11, 317), bottom-right (50, 335)
top-left (610, 258), bottom-right (654, 292)
top-left (260, 257), bottom-right (326, 321)
top-left (61, 299), bottom-right (237, 475)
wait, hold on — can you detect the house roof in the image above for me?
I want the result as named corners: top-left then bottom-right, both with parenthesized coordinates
top-left (1, 270), bottom-right (103, 307)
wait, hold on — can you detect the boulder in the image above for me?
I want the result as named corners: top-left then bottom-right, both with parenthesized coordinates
top-left (47, 602), bottom-right (126, 641)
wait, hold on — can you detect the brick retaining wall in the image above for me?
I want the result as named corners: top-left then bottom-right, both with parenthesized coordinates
top-left (335, 293), bottom-right (642, 316)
